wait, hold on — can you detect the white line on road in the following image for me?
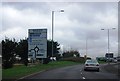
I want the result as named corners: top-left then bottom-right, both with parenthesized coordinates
top-left (82, 77), bottom-right (85, 79)
top-left (80, 69), bottom-right (85, 79)
top-left (15, 70), bottom-right (46, 81)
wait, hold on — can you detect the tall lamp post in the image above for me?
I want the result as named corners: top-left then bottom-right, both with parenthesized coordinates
top-left (101, 28), bottom-right (116, 62)
top-left (51, 10), bottom-right (64, 61)
top-left (86, 37), bottom-right (88, 60)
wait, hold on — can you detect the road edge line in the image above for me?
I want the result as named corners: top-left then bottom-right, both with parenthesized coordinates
top-left (15, 70), bottom-right (46, 81)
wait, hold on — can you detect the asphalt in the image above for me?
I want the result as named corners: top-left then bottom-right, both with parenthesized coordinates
top-left (24, 64), bottom-right (83, 79)
top-left (16, 63), bottom-right (119, 80)
top-left (102, 62), bottom-right (120, 79)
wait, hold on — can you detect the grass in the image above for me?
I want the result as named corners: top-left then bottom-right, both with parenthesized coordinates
top-left (98, 60), bottom-right (107, 64)
top-left (0, 68), bottom-right (2, 80)
top-left (2, 61), bottom-right (80, 79)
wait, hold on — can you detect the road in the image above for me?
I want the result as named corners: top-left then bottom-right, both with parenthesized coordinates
top-left (21, 63), bottom-right (119, 80)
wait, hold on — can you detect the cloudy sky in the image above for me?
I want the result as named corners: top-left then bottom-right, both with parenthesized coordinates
top-left (1, 1), bottom-right (118, 58)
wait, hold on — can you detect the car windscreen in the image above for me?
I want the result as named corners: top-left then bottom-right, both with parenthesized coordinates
top-left (86, 60), bottom-right (98, 63)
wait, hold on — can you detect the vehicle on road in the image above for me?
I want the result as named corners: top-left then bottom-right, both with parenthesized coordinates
top-left (84, 59), bottom-right (100, 72)
top-left (113, 58), bottom-right (117, 63)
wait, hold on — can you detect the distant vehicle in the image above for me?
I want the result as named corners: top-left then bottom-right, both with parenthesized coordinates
top-left (112, 57), bottom-right (117, 63)
top-left (84, 59), bottom-right (100, 72)
top-left (117, 57), bottom-right (120, 62)
top-left (113, 59), bottom-right (117, 63)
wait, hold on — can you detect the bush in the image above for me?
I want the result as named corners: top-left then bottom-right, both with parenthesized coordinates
top-left (23, 59), bottom-right (28, 66)
top-left (2, 60), bottom-right (14, 69)
top-left (60, 57), bottom-right (85, 63)
top-left (43, 58), bottom-right (50, 64)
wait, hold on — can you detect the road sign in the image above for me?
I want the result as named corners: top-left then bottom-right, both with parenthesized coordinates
top-left (28, 29), bottom-right (47, 59)
top-left (105, 53), bottom-right (114, 58)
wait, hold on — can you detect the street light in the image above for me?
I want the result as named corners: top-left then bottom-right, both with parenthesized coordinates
top-left (51, 10), bottom-right (64, 61)
top-left (101, 28), bottom-right (116, 63)
top-left (85, 37), bottom-right (88, 60)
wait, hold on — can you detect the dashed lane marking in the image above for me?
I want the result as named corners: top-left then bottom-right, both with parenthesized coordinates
top-left (82, 77), bottom-right (85, 79)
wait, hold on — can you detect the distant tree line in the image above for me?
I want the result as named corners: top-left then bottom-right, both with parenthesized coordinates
top-left (62, 50), bottom-right (80, 58)
top-left (1, 38), bottom-right (60, 69)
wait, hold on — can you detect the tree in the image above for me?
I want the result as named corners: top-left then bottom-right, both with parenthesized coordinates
top-left (47, 40), bottom-right (60, 60)
top-left (2, 38), bottom-right (17, 69)
top-left (62, 50), bottom-right (80, 58)
top-left (2, 38), bottom-right (61, 66)
top-left (16, 39), bottom-right (28, 66)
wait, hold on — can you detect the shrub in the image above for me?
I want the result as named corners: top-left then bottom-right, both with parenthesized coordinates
top-left (43, 57), bottom-right (50, 64)
top-left (60, 57), bottom-right (85, 63)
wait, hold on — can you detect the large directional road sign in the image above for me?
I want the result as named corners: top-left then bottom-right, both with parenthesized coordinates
top-left (28, 29), bottom-right (47, 59)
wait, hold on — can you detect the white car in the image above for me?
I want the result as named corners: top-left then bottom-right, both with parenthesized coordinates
top-left (84, 59), bottom-right (100, 72)
top-left (113, 59), bottom-right (117, 63)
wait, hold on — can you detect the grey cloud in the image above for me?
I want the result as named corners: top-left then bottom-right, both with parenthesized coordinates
top-left (2, 2), bottom-right (51, 14)
top-left (1, 2), bottom-right (118, 58)
top-left (66, 2), bottom-right (117, 24)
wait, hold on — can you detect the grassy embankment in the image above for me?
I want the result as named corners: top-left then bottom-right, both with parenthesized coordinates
top-left (98, 60), bottom-right (107, 64)
top-left (2, 61), bottom-right (81, 79)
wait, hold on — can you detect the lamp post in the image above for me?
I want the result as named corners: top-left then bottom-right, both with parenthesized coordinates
top-left (101, 28), bottom-right (116, 63)
top-left (51, 10), bottom-right (64, 61)
top-left (86, 37), bottom-right (88, 60)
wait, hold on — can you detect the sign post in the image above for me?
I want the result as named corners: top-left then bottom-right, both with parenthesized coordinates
top-left (28, 29), bottom-right (47, 64)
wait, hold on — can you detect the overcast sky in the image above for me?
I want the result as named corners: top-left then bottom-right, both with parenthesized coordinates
top-left (1, 1), bottom-right (118, 58)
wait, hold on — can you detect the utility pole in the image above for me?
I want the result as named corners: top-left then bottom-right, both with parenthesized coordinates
top-left (51, 10), bottom-right (64, 61)
top-left (86, 37), bottom-right (88, 60)
top-left (101, 28), bottom-right (116, 64)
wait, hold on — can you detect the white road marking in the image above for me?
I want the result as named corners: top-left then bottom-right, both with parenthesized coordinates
top-left (80, 69), bottom-right (85, 79)
top-left (82, 77), bottom-right (85, 79)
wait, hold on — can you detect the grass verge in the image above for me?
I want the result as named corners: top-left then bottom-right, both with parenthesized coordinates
top-left (98, 61), bottom-right (107, 64)
top-left (2, 61), bottom-right (80, 79)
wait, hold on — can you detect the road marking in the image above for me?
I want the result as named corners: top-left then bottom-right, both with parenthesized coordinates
top-left (15, 70), bottom-right (46, 81)
top-left (82, 77), bottom-right (85, 79)
top-left (80, 69), bottom-right (85, 79)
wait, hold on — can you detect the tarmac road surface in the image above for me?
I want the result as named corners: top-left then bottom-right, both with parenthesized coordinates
top-left (22, 63), bottom-right (119, 80)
